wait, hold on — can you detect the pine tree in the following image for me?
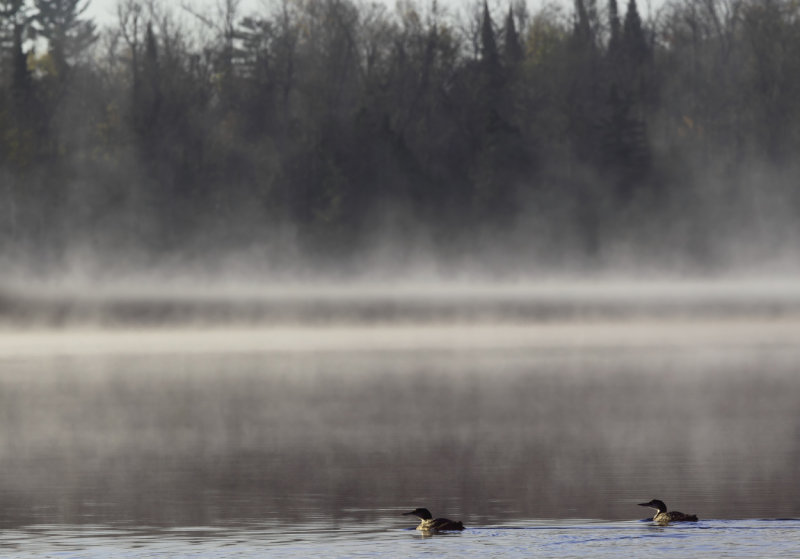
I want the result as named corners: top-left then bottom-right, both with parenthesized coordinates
top-left (3, 17), bottom-right (38, 171)
top-left (0, 0), bottom-right (27, 43)
top-left (10, 23), bottom-right (32, 107)
top-left (139, 22), bottom-right (161, 133)
top-left (573, 0), bottom-right (594, 50)
top-left (601, 84), bottom-right (650, 202)
top-left (608, 0), bottom-right (621, 60)
top-left (566, 0), bottom-right (602, 163)
top-left (618, 0), bottom-right (653, 108)
top-left (503, 6), bottom-right (524, 66)
top-left (481, 1), bottom-right (499, 69)
top-left (621, 0), bottom-right (647, 73)
top-left (467, 2), bottom-right (533, 225)
top-left (1, 0), bottom-right (29, 88)
top-left (478, 0), bottom-right (505, 104)
top-left (32, 0), bottom-right (95, 80)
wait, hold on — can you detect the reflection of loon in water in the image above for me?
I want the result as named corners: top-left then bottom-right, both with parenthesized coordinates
top-left (403, 508), bottom-right (465, 532)
top-left (639, 499), bottom-right (698, 525)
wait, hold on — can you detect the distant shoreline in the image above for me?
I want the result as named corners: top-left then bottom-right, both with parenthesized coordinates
top-left (3, 282), bottom-right (800, 329)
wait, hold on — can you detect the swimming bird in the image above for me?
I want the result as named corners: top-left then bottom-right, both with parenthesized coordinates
top-left (402, 508), bottom-right (465, 532)
top-left (638, 499), bottom-right (698, 525)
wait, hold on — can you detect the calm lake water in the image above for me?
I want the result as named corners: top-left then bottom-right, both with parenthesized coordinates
top-left (1, 283), bottom-right (799, 556)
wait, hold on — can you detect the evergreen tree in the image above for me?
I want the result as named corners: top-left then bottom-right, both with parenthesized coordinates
top-left (619, 0), bottom-right (653, 110)
top-left (467, 1), bottom-right (532, 224)
top-left (10, 22), bottom-right (33, 110)
top-left (134, 21), bottom-right (161, 143)
top-left (2, 9), bottom-right (38, 173)
top-left (594, 0), bottom-right (653, 206)
top-left (572, 0), bottom-right (594, 50)
top-left (481, 1), bottom-right (499, 65)
top-left (32, 0), bottom-right (96, 81)
top-left (477, 1), bottom-right (505, 101)
top-left (566, 0), bottom-right (602, 163)
top-left (503, 6), bottom-right (524, 66)
top-left (479, 0), bottom-right (504, 96)
top-left (1, 0), bottom-right (30, 95)
top-left (607, 0), bottom-right (621, 60)
top-left (601, 84), bottom-right (650, 202)
top-left (621, 0), bottom-right (647, 72)
top-left (741, 0), bottom-right (798, 163)
top-left (0, 0), bottom-right (27, 52)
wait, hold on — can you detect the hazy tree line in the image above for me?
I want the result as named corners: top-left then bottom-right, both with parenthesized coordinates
top-left (1, 0), bottom-right (800, 274)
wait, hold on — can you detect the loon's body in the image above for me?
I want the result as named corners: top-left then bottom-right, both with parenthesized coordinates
top-left (403, 508), bottom-right (464, 532)
top-left (639, 499), bottom-right (698, 525)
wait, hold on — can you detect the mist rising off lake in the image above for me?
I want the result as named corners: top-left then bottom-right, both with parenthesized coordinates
top-left (0, 284), bottom-right (799, 530)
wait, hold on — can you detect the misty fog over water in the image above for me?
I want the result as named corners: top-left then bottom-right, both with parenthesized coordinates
top-left (1, 328), bottom-right (800, 529)
top-left (1, 282), bottom-right (800, 531)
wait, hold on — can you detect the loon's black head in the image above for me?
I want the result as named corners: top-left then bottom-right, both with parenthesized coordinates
top-left (638, 499), bottom-right (667, 513)
top-left (403, 508), bottom-right (433, 520)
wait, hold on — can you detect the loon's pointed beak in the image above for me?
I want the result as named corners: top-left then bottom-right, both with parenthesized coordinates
top-left (402, 511), bottom-right (415, 516)
top-left (638, 502), bottom-right (651, 507)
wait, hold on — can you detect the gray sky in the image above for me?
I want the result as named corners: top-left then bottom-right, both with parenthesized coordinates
top-left (85, 0), bottom-right (666, 29)
top-left (87, 0), bottom-right (444, 25)
top-left (85, 0), bottom-right (567, 27)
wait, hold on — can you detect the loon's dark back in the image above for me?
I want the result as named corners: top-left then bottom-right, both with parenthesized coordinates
top-left (666, 511), bottom-right (698, 522)
top-left (429, 518), bottom-right (465, 531)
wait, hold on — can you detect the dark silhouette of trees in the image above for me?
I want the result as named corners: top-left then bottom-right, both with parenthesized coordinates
top-left (566, 0), bottom-right (602, 165)
top-left (503, 5), bottom-right (523, 66)
top-left (600, 0), bottom-right (653, 203)
top-left (32, 0), bottom-right (95, 85)
top-left (134, 22), bottom-right (160, 151)
top-left (740, 0), bottom-right (800, 164)
top-left (4, 11), bottom-right (37, 170)
top-left (2, 0), bottom-right (37, 164)
top-left (1, 0), bottom-right (800, 271)
top-left (607, 0), bottom-right (621, 58)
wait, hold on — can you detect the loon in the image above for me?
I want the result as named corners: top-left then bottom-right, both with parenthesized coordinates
top-left (639, 499), bottom-right (698, 525)
top-left (403, 508), bottom-right (465, 532)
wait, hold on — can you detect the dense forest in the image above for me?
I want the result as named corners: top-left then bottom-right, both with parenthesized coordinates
top-left (1, 0), bottom-right (799, 278)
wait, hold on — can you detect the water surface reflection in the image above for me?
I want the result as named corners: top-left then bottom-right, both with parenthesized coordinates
top-left (1, 332), bottom-right (798, 527)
